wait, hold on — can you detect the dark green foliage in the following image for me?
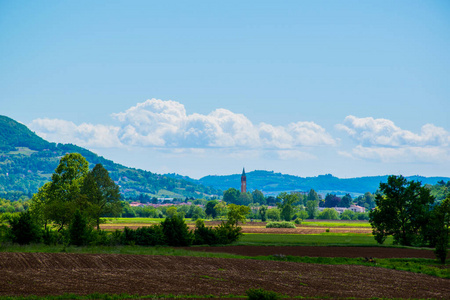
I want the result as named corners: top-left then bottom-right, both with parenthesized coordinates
top-left (205, 200), bottom-right (219, 218)
top-left (215, 221), bottom-right (242, 244)
top-left (370, 175), bottom-right (435, 246)
top-left (42, 227), bottom-right (59, 245)
top-left (193, 220), bottom-right (221, 245)
top-left (161, 215), bottom-right (193, 246)
top-left (430, 196), bottom-right (450, 264)
top-left (258, 205), bottom-right (267, 222)
top-left (68, 210), bottom-right (91, 246)
top-left (120, 225), bottom-right (166, 246)
top-left (246, 288), bottom-right (281, 300)
top-left (223, 188), bottom-right (240, 205)
top-left (7, 211), bottom-right (42, 244)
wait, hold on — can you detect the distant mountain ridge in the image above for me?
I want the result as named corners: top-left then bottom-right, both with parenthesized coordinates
top-left (0, 115), bottom-right (221, 200)
top-left (196, 170), bottom-right (450, 197)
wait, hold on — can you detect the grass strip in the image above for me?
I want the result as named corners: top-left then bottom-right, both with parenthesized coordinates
top-left (237, 233), bottom-right (394, 246)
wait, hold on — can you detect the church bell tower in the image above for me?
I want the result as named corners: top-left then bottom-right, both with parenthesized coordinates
top-left (241, 168), bottom-right (247, 193)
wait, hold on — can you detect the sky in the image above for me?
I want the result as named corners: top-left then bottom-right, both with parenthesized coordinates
top-left (1, 1), bottom-right (449, 179)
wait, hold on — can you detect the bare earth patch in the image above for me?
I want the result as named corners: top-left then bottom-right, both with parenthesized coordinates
top-left (0, 252), bottom-right (448, 299)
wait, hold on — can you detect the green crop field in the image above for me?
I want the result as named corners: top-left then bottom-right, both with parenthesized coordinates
top-left (237, 232), bottom-right (393, 246)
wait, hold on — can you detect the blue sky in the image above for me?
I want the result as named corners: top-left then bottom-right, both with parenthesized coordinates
top-left (1, 1), bottom-right (449, 179)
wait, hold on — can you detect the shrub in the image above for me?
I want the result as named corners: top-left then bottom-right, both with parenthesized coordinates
top-left (69, 210), bottom-right (92, 246)
top-left (294, 218), bottom-right (302, 225)
top-left (266, 221), bottom-right (296, 228)
top-left (215, 221), bottom-right (242, 244)
top-left (42, 228), bottom-right (58, 245)
top-left (246, 288), bottom-right (281, 300)
top-left (194, 220), bottom-right (221, 245)
top-left (162, 215), bottom-right (193, 246)
top-left (7, 211), bottom-right (42, 245)
top-left (134, 225), bottom-right (165, 246)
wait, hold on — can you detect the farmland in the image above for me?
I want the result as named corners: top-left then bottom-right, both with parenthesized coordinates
top-left (0, 219), bottom-right (449, 299)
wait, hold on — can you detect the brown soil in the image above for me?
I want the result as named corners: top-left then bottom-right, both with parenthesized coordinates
top-left (186, 245), bottom-right (437, 259)
top-left (0, 252), bottom-right (448, 299)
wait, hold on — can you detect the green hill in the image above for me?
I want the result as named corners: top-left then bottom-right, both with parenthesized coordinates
top-left (0, 116), bottom-right (221, 200)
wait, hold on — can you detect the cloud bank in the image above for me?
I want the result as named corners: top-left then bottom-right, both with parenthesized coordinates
top-left (336, 115), bottom-right (450, 162)
top-left (30, 99), bottom-right (335, 157)
top-left (29, 100), bottom-right (449, 164)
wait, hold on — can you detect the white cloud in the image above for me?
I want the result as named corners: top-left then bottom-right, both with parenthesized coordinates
top-left (29, 99), bottom-right (337, 158)
top-left (29, 118), bottom-right (122, 148)
top-left (337, 115), bottom-right (450, 163)
top-left (336, 115), bottom-right (450, 147)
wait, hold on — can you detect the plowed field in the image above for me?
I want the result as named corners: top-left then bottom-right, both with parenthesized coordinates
top-left (0, 251), bottom-right (448, 299)
top-left (186, 245), bottom-right (437, 258)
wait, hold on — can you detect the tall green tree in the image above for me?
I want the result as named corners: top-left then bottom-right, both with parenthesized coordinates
top-left (277, 192), bottom-right (299, 221)
top-left (370, 175), bottom-right (435, 246)
top-left (430, 195), bottom-right (450, 263)
top-left (306, 200), bottom-right (319, 219)
top-left (205, 200), bottom-right (219, 219)
top-left (81, 164), bottom-right (121, 230)
top-left (227, 204), bottom-right (250, 226)
top-left (47, 153), bottom-right (89, 231)
top-left (223, 188), bottom-right (240, 205)
top-left (307, 189), bottom-right (320, 201)
top-left (341, 194), bottom-right (352, 208)
top-left (252, 189), bottom-right (266, 205)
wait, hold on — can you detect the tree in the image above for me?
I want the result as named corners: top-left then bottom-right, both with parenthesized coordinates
top-left (340, 209), bottom-right (356, 220)
top-left (238, 192), bottom-right (252, 206)
top-left (277, 192), bottom-right (299, 221)
top-left (214, 201), bottom-right (228, 219)
top-left (223, 188), bottom-right (240, 205)
top-left (252, 189), bottom-right (266, 205)
top-left (47, 153), bottom-right (89, 231)
top-left (227, 204), bottom-right (250, 226)
top-left (7, 211), bottom-right (41, 245)
top-left (317, 208), bottom-right (339, 220)
top-left (161, 215), bottom-right (193, 246)
top-left (68, 210), bottom-right (91, 246)
top-left (259, 205), bottom-right (268, 222)
top-left (267, 208), bottom-right (281, 221)
top-left (205, 200), bottom-right (219, 219)
top-left (341, 194), bottom-right (352, 208)
top-left (307, 189), bottom-right (320, 201)
top-left (369, 175), bottom-right (435, 246)
top-left (81, 164), bottom-right (122, 230)
top-left (324, 194), bottom-right (341, 208)
top-left (431, 196), bottom-right (450, 263)
top-left (306, 200), bottom-right (319, 219)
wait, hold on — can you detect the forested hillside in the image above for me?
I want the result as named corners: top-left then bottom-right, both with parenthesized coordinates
top-left (0, 116), bottom-right (221, 200)
top-left (198, 170), bottom-right (450, 197)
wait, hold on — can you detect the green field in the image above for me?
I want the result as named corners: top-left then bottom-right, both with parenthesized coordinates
top-left (238, 232), bottom-right (392, 246)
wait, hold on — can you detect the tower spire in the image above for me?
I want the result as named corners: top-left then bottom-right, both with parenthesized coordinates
top-left (241, 167), bottom-right (247, 193)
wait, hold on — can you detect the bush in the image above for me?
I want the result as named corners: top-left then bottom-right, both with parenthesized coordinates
top-left (294, 218), bottom-right (302, 225)
top-left (317, 208), bottom-right (339, 220)
top-left (246, 288), bottom-right (281, 300)
top-left (162, 215), bottom-right (193, 246)
top-left (69, 210), bottom-right (92, 246)
top-left (266, 221), bottom-right (296, 228)
top-left (215, 221), bottom-right (242, 244)
top-left (194, 220), bottom-right (221, 245)
top-left (42, 228), bottom-right (58, 245)
top-left (7, 211), bottom-right (42, 245)
top-left (135, 225), bottom-right (165, 246)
